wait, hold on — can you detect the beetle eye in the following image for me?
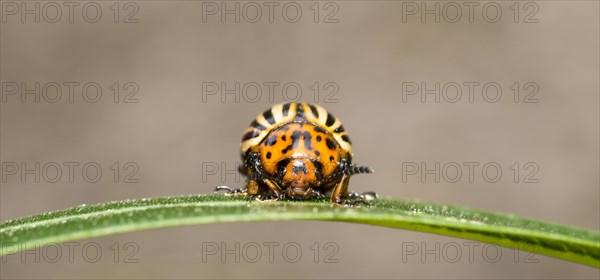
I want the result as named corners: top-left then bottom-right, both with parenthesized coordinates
top-left (311, 160), bottom-right (324, 180)
top-left (275, 158), bottom-right (291, 177)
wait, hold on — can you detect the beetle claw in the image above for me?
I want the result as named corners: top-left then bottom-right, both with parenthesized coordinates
top-left (361, 191), bottom-right (378, 201)
top-left (214, 186), bottom-right (232, 193)
top-left (340, 191), bottom-right (378, 206)
top-left (215, 186), bottom-right (247, 196)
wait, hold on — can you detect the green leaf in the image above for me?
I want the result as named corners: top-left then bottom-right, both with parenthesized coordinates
top-left (1, 194), bottom-right (598, 268)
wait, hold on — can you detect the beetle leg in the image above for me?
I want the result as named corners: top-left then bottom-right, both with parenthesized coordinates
top-left (304, 188), bottom-right (323, 200)
top-left (238, 164), bottom-right (248, 177)
top-left (329, 174), bottom-right (350, 204)
top-left (263, 178), bottom-right (284, 199)
top-left (330, 176), bottom-right (376, 205)
top-left (245, 179), bottom-right (260, 200)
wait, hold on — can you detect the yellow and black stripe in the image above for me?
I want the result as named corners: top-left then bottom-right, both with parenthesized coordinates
top-left (240, 102), bottom-right (352, 155)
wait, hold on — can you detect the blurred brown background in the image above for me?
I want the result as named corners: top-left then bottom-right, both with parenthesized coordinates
top-left (1, 1), bottom-right (598, 279)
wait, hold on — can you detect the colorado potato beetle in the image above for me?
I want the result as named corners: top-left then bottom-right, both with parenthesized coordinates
top-left (217, 102), bottom-right (374, 205)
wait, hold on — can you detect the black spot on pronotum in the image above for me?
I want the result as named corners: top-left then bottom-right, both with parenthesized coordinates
top-left (242, 130), bottom-right (260, 141)
top-left (265, 134), bottom-right (278, 146)
top-left (325, 112), bottom-right (335, 127)
top-left (281, 139), bottom-right (296, 154)
top-left (341, 134), bottom-right (352, 144)
top-left (308, 104), bottom-right (319, 118)
top-left (262, 108), bottom-right (276, 125)
top-left (325, 138), bottom-right (336, 150)
top-left (250, 119), bottom-right (266, 131)
top-left (290, 130), bottom-right (302, 149)
top-left (316, 135), bottom-right (322, 142)
top-left (282, 102), bottom-right (291, 117)
top-left (334, 125), bottom-right (345, 133)
top-left (302, 131), bottom-right (312, 150)
top-left (266, 151), bottom-right (272, 159)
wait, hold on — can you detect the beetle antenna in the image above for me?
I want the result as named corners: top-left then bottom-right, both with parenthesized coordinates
top-left (320, 165), bottom-right (373, 185)
top-left (346, 165), bottom-right (374, 175)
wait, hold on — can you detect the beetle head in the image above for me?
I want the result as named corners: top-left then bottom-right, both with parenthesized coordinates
top-left (280, 158), bottom-right (319, 199)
